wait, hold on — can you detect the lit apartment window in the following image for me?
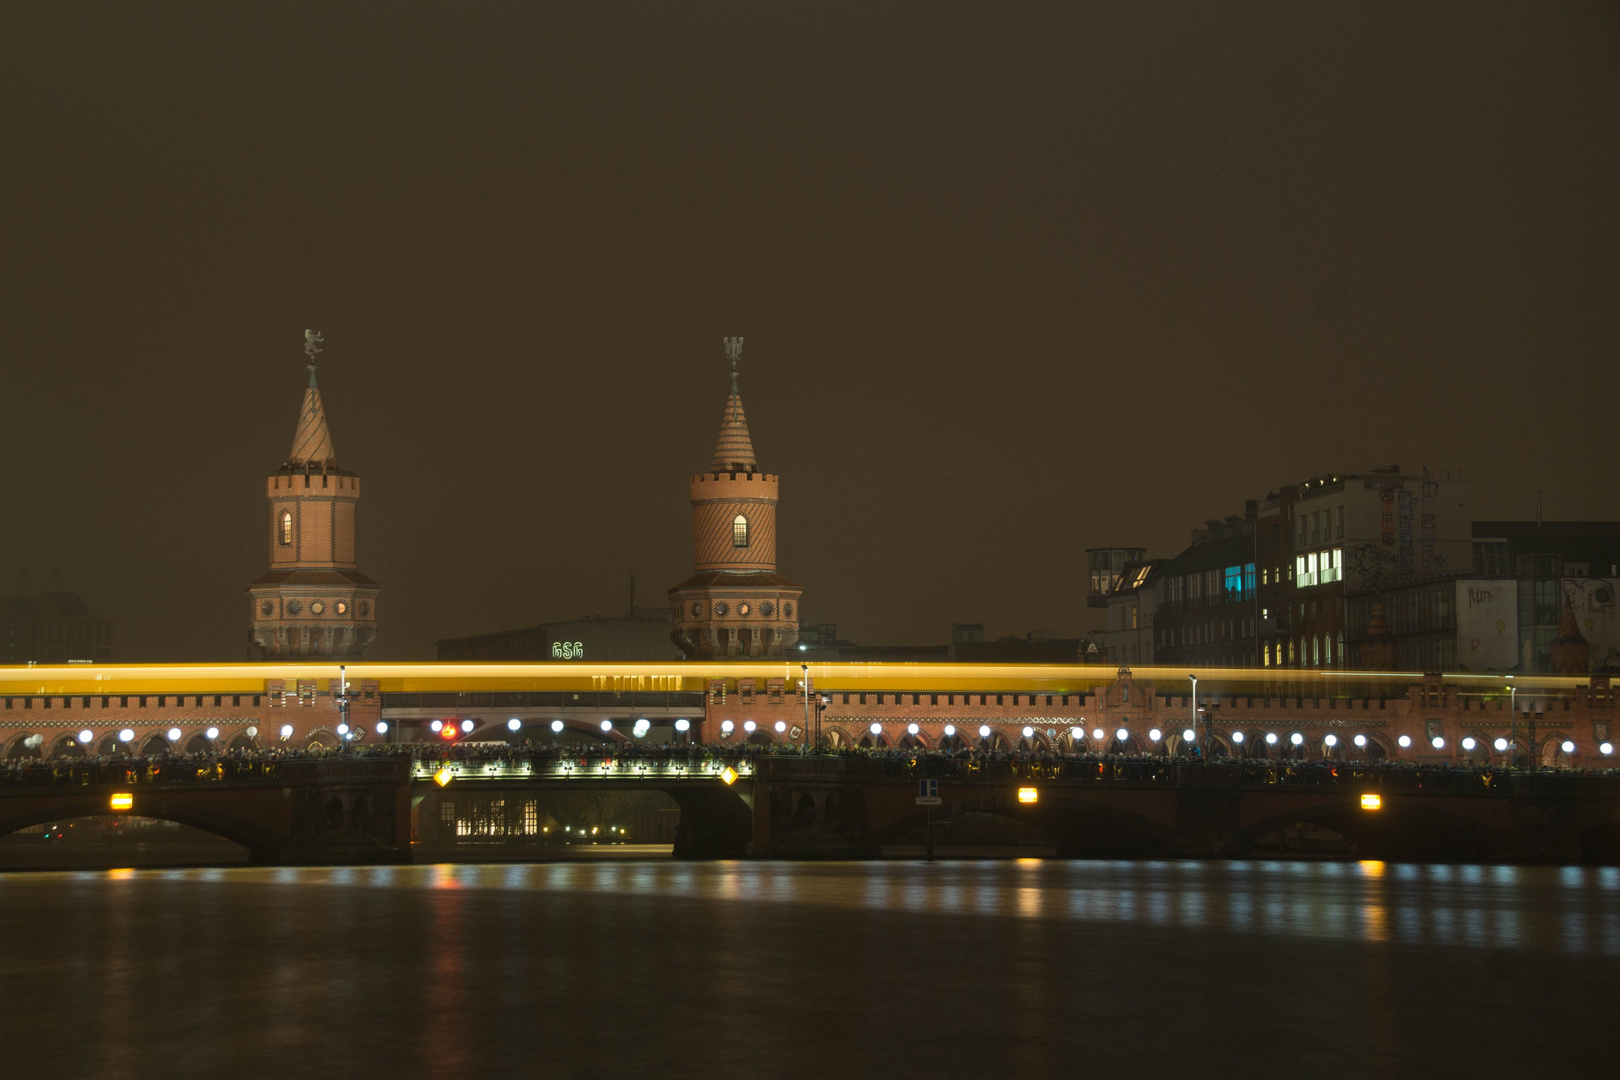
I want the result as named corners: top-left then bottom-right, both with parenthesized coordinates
top-left (279, 510), bottom-right (293, 545)
top-left (732, 514), bottom-right (749, 548)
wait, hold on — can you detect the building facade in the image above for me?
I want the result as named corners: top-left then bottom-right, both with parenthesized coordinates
top-left (1473, 521), bottom-right (1620, 672)
top-left (0, 592), bottom-right (114, 663)
top-left (436, 607), bottom-right (682, 661)
top-left (247, 340), bottom-right (380, 659)
top-left (1094, 559), bottom-right (1161, 665)
top-left (668, 340), bottom-right (802, 658)
top-left (1086, 547), bottom-right (1146, 608)
top-left (1153, 515), bottom-right (1259, 669)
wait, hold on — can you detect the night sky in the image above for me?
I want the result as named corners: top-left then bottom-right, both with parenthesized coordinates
top-left (2, 3), bottom-right (1617, 661)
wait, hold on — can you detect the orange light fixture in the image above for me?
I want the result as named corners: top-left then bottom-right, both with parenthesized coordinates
top-left (1017, 787), bottom-right (1038, 804)
top-left (109, 793), bottom-right (134, 812)
top-left (434, 767), bottom-right (453, 787)
top-left (1360, 793), bottom-right (1382, 811)
top-left (719, 766), bottom-right (738, 786)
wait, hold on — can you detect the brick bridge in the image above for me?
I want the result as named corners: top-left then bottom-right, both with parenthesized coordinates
top-left (747, 757), bottom-right (1620, 863)
top-left (5, 752), bottom-right (1619, 864)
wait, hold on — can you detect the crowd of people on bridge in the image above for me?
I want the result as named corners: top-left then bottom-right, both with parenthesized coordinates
top-left (5, 734), bottom-right (1618, 790)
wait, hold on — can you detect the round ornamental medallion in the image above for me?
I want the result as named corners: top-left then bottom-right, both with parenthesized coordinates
top-left (783, 602), bottom-right (793, 618)
top-left (335, 601), bottom-right (348, 615)
top-left (286, 600), bottom-right (303, 616)
top-left (260, 601), bottom-right (274, 616)
top-left (738, 602), bottom-right (750, 616)
top-left (759, 601), bottom-right (774, 617)
top-left (310, 601), bottom-right (325, 615)
top-left (690, 602), bottom-right (703, 617)
top-left (714, 601), bottom-right (729, 617)
top-left (359, 601), bottom-right (370, 616)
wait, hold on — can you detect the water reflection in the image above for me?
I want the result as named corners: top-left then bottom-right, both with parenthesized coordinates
top-left (6, 858), bottom-right (1608, 957)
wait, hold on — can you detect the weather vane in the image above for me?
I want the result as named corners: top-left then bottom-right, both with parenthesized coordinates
top-left (723, 336), bottom-right (743, 380)
top-left (304, 330), bottom-right (324, 382)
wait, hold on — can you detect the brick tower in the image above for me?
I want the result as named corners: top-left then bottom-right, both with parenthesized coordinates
top-left (248, 332), bottom-right (380, 658)
top-left (669, 338), bottom-right (802, 658)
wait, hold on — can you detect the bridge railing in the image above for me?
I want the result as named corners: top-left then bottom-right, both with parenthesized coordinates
top-left (0, 755), bottom-right (410, 791)
top-left (750, 755), bottom-right (1620, 796)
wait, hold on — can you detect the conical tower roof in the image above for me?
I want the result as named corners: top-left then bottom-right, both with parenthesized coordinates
top-left (1550, 595), bottom-right (1589, 674)
top-left (711, 339), bottom-right (757, 473)
top-left (286, 358), bottom-right (336, 470)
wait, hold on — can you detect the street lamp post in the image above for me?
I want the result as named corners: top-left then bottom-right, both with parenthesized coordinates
top-left (335, 664), bottom-right (353, 752)
top-left (801, 663), bottom-right (811, 752)
top-left (1509, 681), bottom-right (1517, 769)
top-left (1189, 675), bottom-right (1199, 759)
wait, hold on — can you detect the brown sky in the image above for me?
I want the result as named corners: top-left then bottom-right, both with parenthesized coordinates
top-left (1, 2), bottom-right (1617, 660)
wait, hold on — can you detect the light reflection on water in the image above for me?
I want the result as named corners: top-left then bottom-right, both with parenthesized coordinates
top-left (3, 859), bottom-right (1620, 1079)
top-left (13, 858), bottom-right (1614, 956)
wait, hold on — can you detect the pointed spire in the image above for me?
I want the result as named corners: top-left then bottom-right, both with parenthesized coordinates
top-left (1550, 594), bottom-right (1589, 674)
top-left (711, 336), bottom-right (758, 473)
top-left (286, 330), bottom-right (336, 470)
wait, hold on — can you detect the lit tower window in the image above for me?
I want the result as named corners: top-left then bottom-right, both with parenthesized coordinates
top-left (280, 511), bottom-right (293, 545)
top-left (733, 514), bottom-right (749, 548)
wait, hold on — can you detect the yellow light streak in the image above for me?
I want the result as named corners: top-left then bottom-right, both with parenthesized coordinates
top-left (0, 660), bottom-right (1581, 696)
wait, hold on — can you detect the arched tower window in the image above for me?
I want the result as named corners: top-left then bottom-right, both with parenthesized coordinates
top-left (279, 510), bottom-right (294, 546)
top-left (732, 514), bottom-right (749, 548)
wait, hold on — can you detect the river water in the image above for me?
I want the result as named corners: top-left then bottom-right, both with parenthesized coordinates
top-left (0, 859), bottom-right (1614, 1079)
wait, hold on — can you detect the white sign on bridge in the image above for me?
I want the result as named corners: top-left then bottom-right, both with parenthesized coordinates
top-left (916, 778), bottom-right (941, 806)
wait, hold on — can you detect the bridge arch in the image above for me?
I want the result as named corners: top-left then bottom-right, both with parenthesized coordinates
top-left (1239, 793), bottom-right (1501, 861)
top-left (0, 799), bottom-right (282, 862)
top-left (50, 734), bottom-right (85, 758)
top-left (1457, 731), bottom-right (1496, 763)
top-left (1234, 731), bottom-right (1268, 758)
top-left (302, 726), bottom-right (339, 751)
top-left (822, 725), bottom-right (855, 748)
top-left (4, 732), bottom-right (42, 759)
top-left (1539, 733), bottom-right (1574, 768)
top-left (875, 791), bottom-right (1176, 858)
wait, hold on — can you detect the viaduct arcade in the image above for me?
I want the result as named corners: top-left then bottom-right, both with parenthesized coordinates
top-left (2, 662), bottom-right (1613, 769)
